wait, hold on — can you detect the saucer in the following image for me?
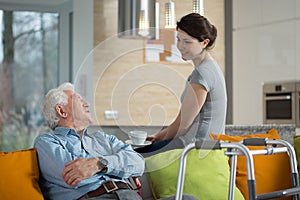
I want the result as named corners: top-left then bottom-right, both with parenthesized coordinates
top-left (125, 140), bottom-right (152, 147)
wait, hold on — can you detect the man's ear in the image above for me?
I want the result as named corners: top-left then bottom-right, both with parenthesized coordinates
top-left (55, 105), bottom-right (67, 118)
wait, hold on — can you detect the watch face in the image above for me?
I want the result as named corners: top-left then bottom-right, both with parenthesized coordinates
top-left (100, 158), bottom-right (108, 167)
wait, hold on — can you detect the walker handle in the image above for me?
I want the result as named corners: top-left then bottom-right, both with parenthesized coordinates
top-left (195, 139), bottom-right (221, 150)
top-left (243, 138), bottom-right (267, 146)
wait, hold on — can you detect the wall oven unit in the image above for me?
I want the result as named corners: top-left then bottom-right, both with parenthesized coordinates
top-left (263, 81), bottom-right (299, 127)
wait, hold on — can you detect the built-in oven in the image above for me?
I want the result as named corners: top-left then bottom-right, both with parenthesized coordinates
top-left (263, 82), bottom-right (297, 126)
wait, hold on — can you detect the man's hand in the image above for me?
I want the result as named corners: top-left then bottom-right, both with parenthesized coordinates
top-left (62, 158), bottom-right (100, 186)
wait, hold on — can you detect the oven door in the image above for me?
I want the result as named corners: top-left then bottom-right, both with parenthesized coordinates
top-left (263, 92), bottom-right (296, 124)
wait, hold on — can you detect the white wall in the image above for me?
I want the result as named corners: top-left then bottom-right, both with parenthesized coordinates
top-left (72, 0), bottom-right (94, 110)
top-left (232, 0), bottom-right (300, 125)
top-left (57, 0), bottom-right (94, 113)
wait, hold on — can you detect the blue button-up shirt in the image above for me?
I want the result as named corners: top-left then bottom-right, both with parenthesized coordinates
top-left (34, 127), bottom-right (145, 200)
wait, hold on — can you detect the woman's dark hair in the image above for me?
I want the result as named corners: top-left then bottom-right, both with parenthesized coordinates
top-left (176, 13), bottom-right (217, 49)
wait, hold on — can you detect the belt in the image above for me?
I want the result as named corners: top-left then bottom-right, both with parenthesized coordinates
top-left (79, 181), bottom-right (129, 199)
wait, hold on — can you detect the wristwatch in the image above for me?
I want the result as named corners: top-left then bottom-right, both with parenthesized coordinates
top-left (98, 157), bottom-right (108, 171)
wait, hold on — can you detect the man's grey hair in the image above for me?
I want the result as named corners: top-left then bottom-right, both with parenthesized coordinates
top-left (43, 82), bottom-right (74, 130)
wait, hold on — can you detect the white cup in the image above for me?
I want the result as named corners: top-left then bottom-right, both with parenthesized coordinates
top-left (129, 130), bottom-right (147, 145)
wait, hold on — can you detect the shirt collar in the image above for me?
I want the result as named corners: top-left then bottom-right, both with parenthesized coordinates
top-left (54, 126), bottom-right (78, 137)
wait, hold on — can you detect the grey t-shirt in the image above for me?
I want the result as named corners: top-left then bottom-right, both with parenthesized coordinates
top-left (179, 59), bottom-right (227, 145)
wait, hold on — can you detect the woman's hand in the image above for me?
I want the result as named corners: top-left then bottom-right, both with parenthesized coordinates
top-left (146, 135), bottom-right (156, 142)
top-left (146, 130), bottom-right (167, 142)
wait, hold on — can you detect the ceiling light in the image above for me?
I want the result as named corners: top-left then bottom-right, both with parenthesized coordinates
top-left (138, 10), bottom-right (149, 37)
top-left (165, 0), bottom-right (175, 29)
top-left (192, 0), bottom-right (204, 15)
top-left (118, 0), bottom-right (156, 39)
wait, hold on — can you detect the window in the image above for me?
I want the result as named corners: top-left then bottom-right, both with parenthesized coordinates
top-left (0, 10), bottom-right (59, 151)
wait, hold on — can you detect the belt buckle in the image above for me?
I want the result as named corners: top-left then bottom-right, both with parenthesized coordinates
top-left (103, 181), bottom-right (118, 193)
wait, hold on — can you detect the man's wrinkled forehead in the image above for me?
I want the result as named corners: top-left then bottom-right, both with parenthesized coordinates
top-left (63, 90), bottom-right (82, 100)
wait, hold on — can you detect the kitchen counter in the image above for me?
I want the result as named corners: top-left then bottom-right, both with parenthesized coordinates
top-left (225, 124), bottom-right (296, 145)
top-left (88, 124), bottom-right (296, 145)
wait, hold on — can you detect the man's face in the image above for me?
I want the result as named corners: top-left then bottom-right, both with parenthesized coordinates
top-left (64, 90), bottom-right (94, 128)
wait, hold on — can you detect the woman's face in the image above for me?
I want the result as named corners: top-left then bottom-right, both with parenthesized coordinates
top-left (176, 28), bottom-right (206, 61)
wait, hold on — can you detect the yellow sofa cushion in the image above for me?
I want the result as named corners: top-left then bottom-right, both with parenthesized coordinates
top-left (210, 128), bottom-right (292, 200)
top-left (0, 148), bottom-right (44, 200)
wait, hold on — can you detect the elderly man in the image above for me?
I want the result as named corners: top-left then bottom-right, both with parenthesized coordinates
top-left (34, 82), bottom-right (144, 200)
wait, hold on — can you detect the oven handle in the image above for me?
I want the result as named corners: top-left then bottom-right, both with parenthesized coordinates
top-left (264, 95), bottom-right (291, 100)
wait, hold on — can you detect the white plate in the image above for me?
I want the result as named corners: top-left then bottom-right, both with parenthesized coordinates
top-left (125, 139), bottom-right (152, 147)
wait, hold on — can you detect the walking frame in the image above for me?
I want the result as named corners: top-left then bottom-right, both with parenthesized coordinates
top-left (175, 138), bottom-right (300, 200)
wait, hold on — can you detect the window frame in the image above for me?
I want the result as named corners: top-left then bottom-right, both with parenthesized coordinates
top-left (0, 1), bottom-right (73, 84)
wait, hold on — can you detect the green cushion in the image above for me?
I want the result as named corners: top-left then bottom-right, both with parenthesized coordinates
top-left (145, 149), bottom-right (244, 200)
top-left (294, 136), bottom-right (300, 173)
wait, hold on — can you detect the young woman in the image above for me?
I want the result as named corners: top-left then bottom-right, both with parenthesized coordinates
top-left (136, 13), bottom-right (227, 157)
